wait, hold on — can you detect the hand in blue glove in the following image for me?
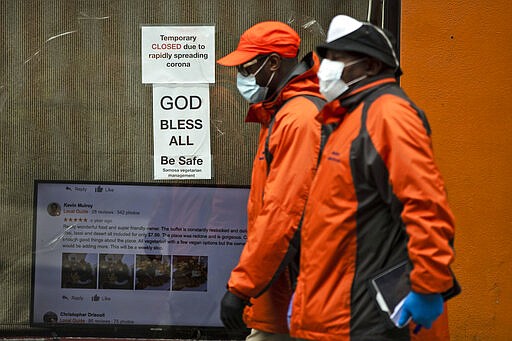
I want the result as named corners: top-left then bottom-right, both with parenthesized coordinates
top-left (398, 291), bottom-right (444, 329)
top-left (287, 292), bottom-right (295, 329)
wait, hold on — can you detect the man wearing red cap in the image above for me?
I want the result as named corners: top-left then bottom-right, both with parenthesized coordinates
top-left (217, 21), bottom-right (325, 341)
top-left (288, 15), bottom-right (459, 341)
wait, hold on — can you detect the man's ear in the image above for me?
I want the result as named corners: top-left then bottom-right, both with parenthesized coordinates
top-left (366, 57), bottom-right (383, 76)
top-left (268, 53), bottom-right (282, 72)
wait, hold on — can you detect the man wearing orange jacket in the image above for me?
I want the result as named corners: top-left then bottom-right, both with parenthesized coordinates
top-left (289, 15), bottom-right (459, 340)
top-left (217, 22), bottom-right (325, 340)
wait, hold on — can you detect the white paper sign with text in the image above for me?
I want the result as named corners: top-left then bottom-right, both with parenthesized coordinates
top-left (153, 84), bottom-right (211, 180)
top-left (142, 25), bottom-right (215, 84)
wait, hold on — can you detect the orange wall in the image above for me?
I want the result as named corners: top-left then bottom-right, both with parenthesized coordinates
top-left (401, 1), bottom-right (512, 340)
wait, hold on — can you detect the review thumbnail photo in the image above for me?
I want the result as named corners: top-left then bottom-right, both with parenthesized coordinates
top-left (172, 255), bottom-right (208, 291)
top-left (98, 254), bottom-right (134, 290)
top-left (135, 254), bottom-right (171, 290)
top-left (61, 253), bottom-right (97, 289)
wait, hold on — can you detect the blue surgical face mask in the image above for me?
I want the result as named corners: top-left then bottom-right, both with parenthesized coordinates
top-left (236, 56), bottom-right (275, 103)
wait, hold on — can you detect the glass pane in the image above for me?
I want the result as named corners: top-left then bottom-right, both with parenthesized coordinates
top-left (0, 0), bottom-right (397, 337)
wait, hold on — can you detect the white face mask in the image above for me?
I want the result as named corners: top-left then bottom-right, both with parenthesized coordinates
top-left (236, 56), bottom-right (276, 103)
top-left (317, 58), bottom-right (366, 102)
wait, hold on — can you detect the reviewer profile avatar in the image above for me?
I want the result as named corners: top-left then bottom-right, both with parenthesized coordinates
top-left (43, 311), bottom-right (58, 324)
top-left (47, 202), bottom-right (61, 216)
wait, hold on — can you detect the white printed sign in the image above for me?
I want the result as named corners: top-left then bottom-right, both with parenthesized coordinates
top-left (142, 25), bottom-right (215, 84)
top-left (153, 84), bottom-right (211, 180)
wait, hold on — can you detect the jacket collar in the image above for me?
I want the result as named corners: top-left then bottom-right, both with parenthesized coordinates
top-left (317, 75), bottom-right (397, 124)
top-left (245, 52), bottom-right (322, 125)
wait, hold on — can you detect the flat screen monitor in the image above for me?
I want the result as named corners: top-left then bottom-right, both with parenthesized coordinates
top-left (31, 181), bottom-right (250, 338)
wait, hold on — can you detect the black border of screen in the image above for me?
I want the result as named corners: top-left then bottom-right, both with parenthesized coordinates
top-left (30, 180), bottom-right (250, 340)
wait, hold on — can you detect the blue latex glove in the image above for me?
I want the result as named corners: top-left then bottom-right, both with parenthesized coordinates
top-left (398, 291), bottom-right (444, 329)
top-left (287, 292), bottom-right (295, 330)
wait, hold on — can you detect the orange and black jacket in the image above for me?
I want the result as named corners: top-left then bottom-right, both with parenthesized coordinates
top-left (290, 75), bottom-right (456, 340)
top-left (226, 52), bottom-right (324, 333)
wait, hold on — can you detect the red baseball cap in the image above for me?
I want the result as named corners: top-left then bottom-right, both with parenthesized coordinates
top-left (217, 21), bottom-right (300, 66)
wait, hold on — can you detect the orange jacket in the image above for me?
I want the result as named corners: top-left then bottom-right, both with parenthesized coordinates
top-left (227, 52), bottom-right (323, 333)
top-left (290, 76), bottom-right (456, 340)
